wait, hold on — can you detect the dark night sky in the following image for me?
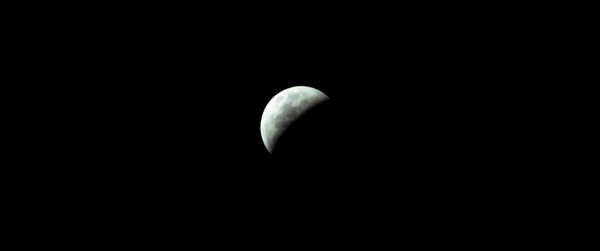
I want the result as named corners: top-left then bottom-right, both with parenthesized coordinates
top-left (14, 5), bottom-right (550, 245)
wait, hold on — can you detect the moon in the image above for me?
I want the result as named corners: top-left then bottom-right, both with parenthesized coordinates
top-left (260, 86), bottom-right (329, 153)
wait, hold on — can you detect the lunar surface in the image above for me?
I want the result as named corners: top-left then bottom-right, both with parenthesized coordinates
top-left (260, 86), bottom-right (329, 153)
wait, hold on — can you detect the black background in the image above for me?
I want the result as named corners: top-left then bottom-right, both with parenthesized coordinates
top-left (12, 4), bottom-right (551, 246)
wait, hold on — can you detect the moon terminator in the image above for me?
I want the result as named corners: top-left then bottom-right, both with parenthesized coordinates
top-left (260, 86), bottom-right (329, 153)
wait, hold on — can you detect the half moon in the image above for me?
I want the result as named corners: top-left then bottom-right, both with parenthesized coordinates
top-left (260, 86), bottom-right (329, 153)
